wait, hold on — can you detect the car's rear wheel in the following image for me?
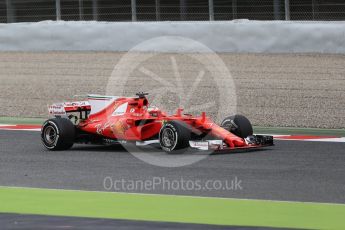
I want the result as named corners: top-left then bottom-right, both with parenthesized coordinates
top-left (41, 118), bottom-right (75, 150)
top-left (159, 121), bottom-right (191, 153)
top-left (221, 114), bottom-right (253, 138)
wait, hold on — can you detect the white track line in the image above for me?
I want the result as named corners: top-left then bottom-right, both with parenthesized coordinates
top-left (259, 134), bottom-right (345, 143)
top-left (0, 128), bottom-right (41, 132)
top-left (306, 137), bottom-right (345, 142)
top-left (0, 124), bottom-right (41, 132)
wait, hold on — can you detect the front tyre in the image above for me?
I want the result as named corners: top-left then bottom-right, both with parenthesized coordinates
top-left (221, 114), bottom-right (253, 138)
top-left (159, 121), bottom-right (191, 153)
top-left (41, 118), bottom-right (75, 150)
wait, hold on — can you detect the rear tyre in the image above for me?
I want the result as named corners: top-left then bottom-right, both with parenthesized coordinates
top-left (41, 118), bottom-right (75, 150)
top-left (159, 121), bottom-right (191, 153)
top-left (221, 114), bottom-right (253, 138)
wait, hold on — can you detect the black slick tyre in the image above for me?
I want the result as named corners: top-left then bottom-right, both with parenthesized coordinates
top-left (41, 118), bottom-right (75, 150)
top-left (221, 114), bottom-right (253, 138)
top-left (159, 121), bottom-right (191, 153)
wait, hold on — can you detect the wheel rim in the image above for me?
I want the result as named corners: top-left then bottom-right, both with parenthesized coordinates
top-left (44, 126), bottom-right (57, 145)
top-left (222, 119), bottom-right (237, 131)
top-left (161, 128), bottom-right (176, 148)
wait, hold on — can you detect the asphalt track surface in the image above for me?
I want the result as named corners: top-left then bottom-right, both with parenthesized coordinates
top-left (1, 130), bottom-right (344, 204)
top-left (0, 213), bottom-right (294, 230)
top-left (0, 214), bottom-right (292, 230)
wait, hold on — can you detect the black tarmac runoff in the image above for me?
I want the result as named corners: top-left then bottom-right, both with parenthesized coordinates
top-left (0, 213), bottom-right (298, 230)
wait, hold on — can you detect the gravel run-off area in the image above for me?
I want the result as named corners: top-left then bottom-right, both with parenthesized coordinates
top-left (0, 52), bottom-right (344, 128)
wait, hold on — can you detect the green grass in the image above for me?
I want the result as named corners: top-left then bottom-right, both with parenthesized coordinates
top-left (0, 187), bottom-right (344, 229)
top-left (0, 117), bottom-right (45, 125)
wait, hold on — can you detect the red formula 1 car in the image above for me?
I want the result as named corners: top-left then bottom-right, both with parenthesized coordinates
top-left (41, 93), bottom-right (273, 153)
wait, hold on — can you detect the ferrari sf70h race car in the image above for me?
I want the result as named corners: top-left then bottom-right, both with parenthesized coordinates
top-left (41, 93), bottom-right (273, 153)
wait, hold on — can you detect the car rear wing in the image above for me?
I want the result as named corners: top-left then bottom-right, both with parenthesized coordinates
top-left (48, 94), bottom-right (120, 118)
top-left (48, 101), bottom-right (91, 117)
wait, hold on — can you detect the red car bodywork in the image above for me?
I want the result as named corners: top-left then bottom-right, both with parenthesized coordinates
top-left (47, 94), bottom-right (272, 151)
top-left (79, 96), bottom-right (247, 148)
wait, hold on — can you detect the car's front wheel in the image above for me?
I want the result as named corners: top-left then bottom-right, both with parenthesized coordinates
top-left (221, 114), bottom-right (253, 138)
top-left (159, 121), bottom-right (191, 153)
top-left (41, 118), bottom-right (75, 150)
